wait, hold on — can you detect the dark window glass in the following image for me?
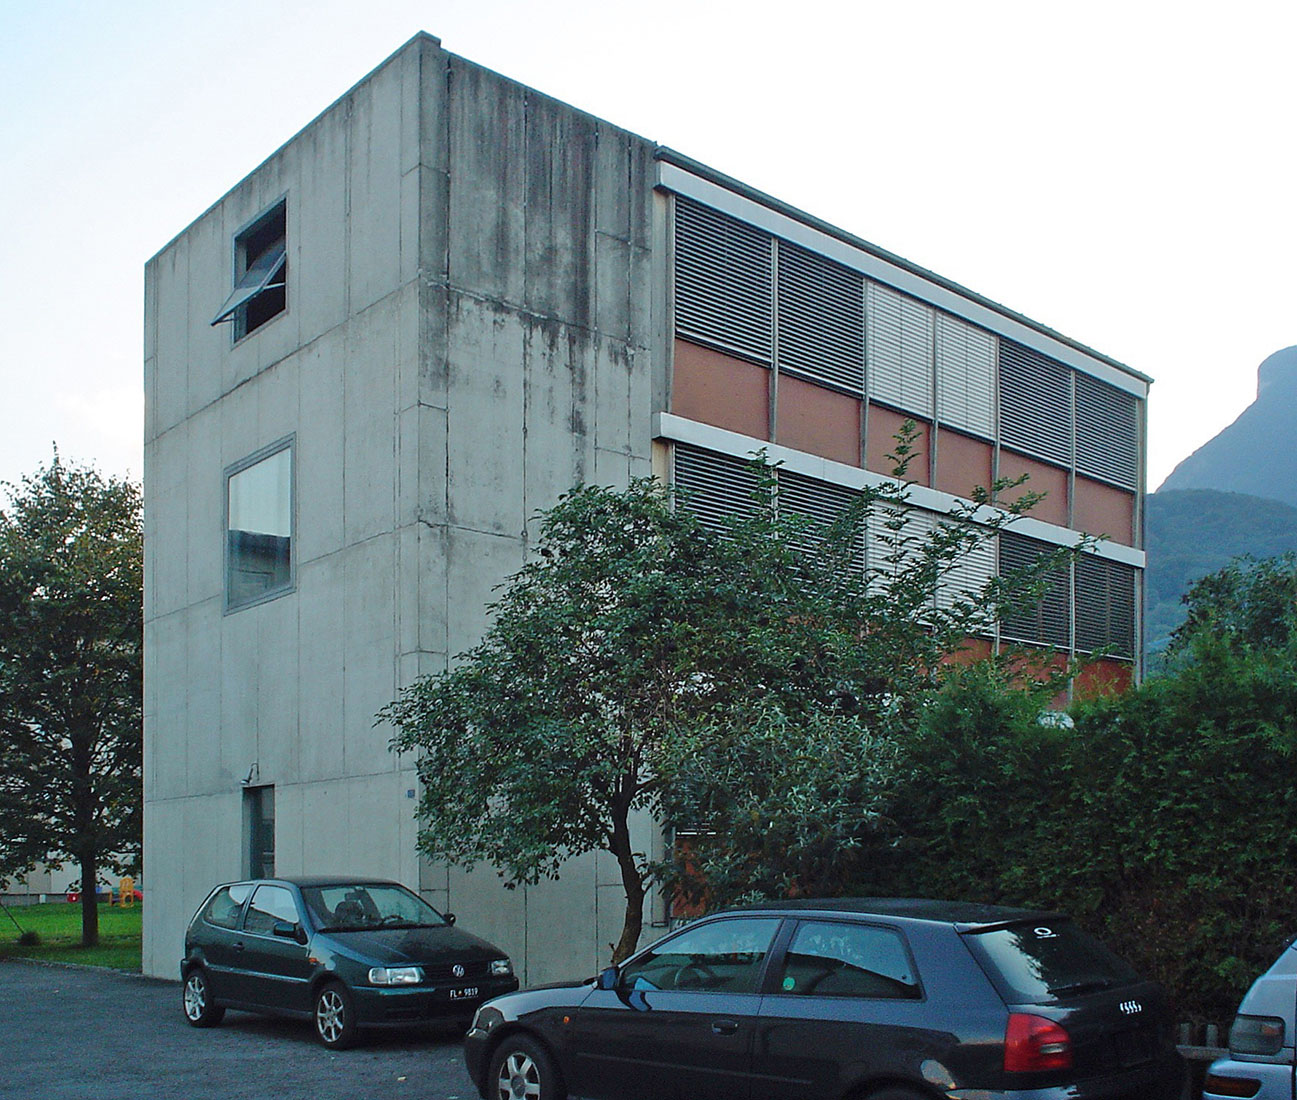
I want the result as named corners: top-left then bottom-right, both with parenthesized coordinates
top-left (244, 884), bottom-right (299, 936)
top-left (619, 918), bottom-right (780, 994)
top-left (227, 448), bottom-right (292, 609)
top-left (962, 920), bottom-right (1139, 1004)
top-left (776, 920), bottom-right (921, 999)
top-left (300, 883), bottom-right (449, 931)
top-left (243, 784), bottom-right (276, 876)
top-left (209, 200), bottom-right (287, 337)
top-left (202, 883), bottom-right (253, 930)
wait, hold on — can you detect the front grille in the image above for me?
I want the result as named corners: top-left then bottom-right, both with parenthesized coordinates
top-left (424, 960), bottom-right (490, 982)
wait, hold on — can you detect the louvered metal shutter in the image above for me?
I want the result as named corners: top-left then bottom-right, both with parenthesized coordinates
top-left (999, 531), bottom-right (1070, 648)
top-left (674, 199), bottom-right (773, 365)
top-left (935, 313), bottom-right (996, 439)
top-left (1075, 373), bottom-right (1139, 490)
top-left (866, 503), bottom-right (938, 591)
top-left (999, 340), bottom-right (1071, 467)
top-left (1074, 554), bottom-right (1136, 658)
top-left (866, 282), bottom-right (934, 417)
top-left (777, 469), bottom-right (864, 567)
top-left (672, 444), bottom-right (763, 533)
top-left (776, 241), bottom-right (865, 394)
top-left (936, 524), bottom-right (997, 612)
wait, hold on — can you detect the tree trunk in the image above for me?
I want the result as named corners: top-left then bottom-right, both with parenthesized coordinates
top-left (80, 852), bottom-right (99, 948)
top-left (608, 803), bottom-right (645, 964)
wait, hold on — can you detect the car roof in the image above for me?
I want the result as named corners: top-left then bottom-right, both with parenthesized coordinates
top-left (719, 897), bottom-right (1065, 928)
top-left (226, 876), bottom-right (408, 890)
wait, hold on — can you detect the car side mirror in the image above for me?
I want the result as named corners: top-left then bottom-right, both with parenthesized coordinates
top-left (444, 912), bottom-right (457, 926)
top-left (273, 919), bottom-right (305, 944)
top-left (597, 965), bottom-right (619, 991)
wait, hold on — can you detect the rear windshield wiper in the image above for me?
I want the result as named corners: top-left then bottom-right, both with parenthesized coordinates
top-left (1051, 978), bottom-right (1116, 996)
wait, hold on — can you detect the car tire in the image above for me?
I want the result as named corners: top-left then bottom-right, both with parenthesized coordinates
top-left (488, 1035), bottom-right (567, 1100)
top-left (864, 1087), bottom-right (930, 1100)
top-left (182, 967), bottom-right (225, 1027)
top-left (314, 981), bottom-right (359, 1050)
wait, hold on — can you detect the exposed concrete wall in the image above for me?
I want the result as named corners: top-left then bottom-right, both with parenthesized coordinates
top-left (144, 35), bottom-right (663, 984)
top-left (143, 40), bottom-right (428, 978)
top-left (404, 49), bottom-right (660, 984)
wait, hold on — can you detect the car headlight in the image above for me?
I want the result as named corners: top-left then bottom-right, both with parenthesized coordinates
top-left (368, 966), bottom-right (424, 986)
top-left (490, 958), bottom-right (514, 977)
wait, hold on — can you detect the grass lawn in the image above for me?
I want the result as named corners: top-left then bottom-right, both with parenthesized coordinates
top-left (0, 901), bottom-right (142, 971)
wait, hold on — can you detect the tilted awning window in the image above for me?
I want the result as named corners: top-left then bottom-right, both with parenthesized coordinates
top-left (210, 239), bottom-right (286, 326)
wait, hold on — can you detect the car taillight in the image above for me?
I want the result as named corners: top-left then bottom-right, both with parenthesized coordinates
top-left (1204, 1073), bottom-right (1262, 1098)
top-left (1004, 1013), bottom-right (1073, 1072)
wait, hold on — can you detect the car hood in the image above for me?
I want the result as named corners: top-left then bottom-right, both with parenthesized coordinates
top-left (317, 925), bottom-right (504, 966)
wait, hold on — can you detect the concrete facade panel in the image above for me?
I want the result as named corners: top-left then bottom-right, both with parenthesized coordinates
top-left (185, 410), bottom-right (224, 605)
top-left (998, 449), bottom-right (1069, 527)
top-left (148, 612), bottom-right (188, 802)
top-left (777, 374), bottom-right (861, 466)
top-left (1074, 474), bottom-right (1136, 545)
top-left (151, 240), bottom-right (191, 439)
top-left (294, 109), bottom-right (350, 345)
top-left (184, 602), bottom-right (224, 794)
top-left (296, 555), bottom-right (347, 783)
top-left (295, 336), bottom-right (346, 565)
top-left (182, 214), bottom-right (231, 420)
top-left (446, 59), bottom-right (525, 305)
top-left (254, 594), bottom-right (301, 785)
top-left (346, 63), bottom-right (407, 316)
top-left (415, 522), bottom-right (449, 663)
top-left (445, 298), bottom-right (525, 536)
top-left (444, 528), bottom-right (524, 658)
top-left (671, 340), bottom-right (770, 440)
top-left (342, 302), bottom-right (402, 547)
top-left (218, 608), bottom-right (261, 791)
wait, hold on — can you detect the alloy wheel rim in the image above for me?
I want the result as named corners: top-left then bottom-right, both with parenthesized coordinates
top-left (317, 989), bottom-right (344, 1042)
top-left (498, 1051), bottom-right (540, 1099)
top-left (184, 975), bottom-right (205, 1019)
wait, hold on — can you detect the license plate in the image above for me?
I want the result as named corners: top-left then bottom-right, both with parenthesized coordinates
top-left (449, 986), bottom-right (479, 1001)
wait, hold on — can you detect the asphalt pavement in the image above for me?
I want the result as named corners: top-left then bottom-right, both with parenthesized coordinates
top-left (0, 959), bottom-right (479, 1100)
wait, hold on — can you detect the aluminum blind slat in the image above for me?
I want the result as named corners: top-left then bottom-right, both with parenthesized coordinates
top-left (1076, 373), bottom-right (1139, 490)
top-left (866, 282), bottom-right (934, 417)
top-left (777, 469), bottom-right (865, 567)
top-left (936, 525), bottom-right (997, 612)
top-left (776, 241), bottom-right (866, 394)
top-left (999, 340), bottom-right (1071, 467)
top-left (675, 199), bottom-right (773, 365)
top-left (672, 444), bottom-right (763, 533)
top-left (935, 313), bottom-right (995, 439)
top-left (1074, 554), bottom-right (1136, 658)
top-left (998, 531), bottom-right (1070, 648)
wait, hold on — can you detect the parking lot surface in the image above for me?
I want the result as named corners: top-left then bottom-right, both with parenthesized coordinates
top-left (0, 959), bottom-right (479, 1100)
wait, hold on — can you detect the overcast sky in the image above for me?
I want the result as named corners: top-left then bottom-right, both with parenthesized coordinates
top-left (2, 0), bottom-right (1293, 496)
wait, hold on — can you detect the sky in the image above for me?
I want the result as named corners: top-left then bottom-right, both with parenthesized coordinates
top-left (2, 0), bottom-right (1293, 496)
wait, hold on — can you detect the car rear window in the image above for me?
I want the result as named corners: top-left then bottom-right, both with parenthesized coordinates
top-left (961, 919), bottom-right (1139, 1004)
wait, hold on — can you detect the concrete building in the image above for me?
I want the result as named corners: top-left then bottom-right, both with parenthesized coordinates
top-left (143, 33), bottom-right (1147, 981)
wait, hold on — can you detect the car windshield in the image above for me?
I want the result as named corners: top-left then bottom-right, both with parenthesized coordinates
top-left (300, 883), bottom-right (449, 931)
top-left (962, 919), bottom-right (1139, 1004)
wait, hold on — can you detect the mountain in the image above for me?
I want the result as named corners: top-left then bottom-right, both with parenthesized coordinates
top-left (1158, 346), bottom-right (1297, 508)
top-left (1144, 489), bottom-right (1297, 654)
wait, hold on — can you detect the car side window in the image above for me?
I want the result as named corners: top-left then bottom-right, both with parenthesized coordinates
top-left (618, 918), bottom-right (781, 994)
top-left (243, 884), bottom-right (301, 936)
top-left (202, 883), bottom-right (253, 930)
top-left (776, 920), bottom-right (921, 999)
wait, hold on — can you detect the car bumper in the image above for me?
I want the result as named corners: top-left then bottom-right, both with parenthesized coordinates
top-left (948, 1052), bottom-right (1184, 1100)
top-left (351, 976), bottom-right (520, 1027)
top-left (1203, 1055), bottom-right (1293, 1100)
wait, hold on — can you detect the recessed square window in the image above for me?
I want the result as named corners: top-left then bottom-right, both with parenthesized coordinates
top-left (211, 200), bottom-right (287, 338)
top-left (225, 441), bottom-right (293, 611)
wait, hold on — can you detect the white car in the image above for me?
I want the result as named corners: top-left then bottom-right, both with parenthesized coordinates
top-left (1204, 938), bottom-right (1297, 1100)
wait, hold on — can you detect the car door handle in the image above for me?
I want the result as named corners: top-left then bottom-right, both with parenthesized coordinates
top-left (711, 1019), bottom-right (739, 1036)
top-left (232, 941), bottom-right (245, 952)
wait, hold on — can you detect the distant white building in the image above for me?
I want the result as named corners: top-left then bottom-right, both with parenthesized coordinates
top-left (143, 33), bottom-right (1147, 982)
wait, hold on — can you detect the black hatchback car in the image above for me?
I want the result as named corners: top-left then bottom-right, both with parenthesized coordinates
top-left (182, 876), bottom-right (517, 1048)
top-left (464, 898), bottom-right (1183, 1100)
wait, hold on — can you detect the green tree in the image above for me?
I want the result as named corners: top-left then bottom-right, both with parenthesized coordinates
top-left (383, 432), bottom-right (1058, 962)
top-left (0, 453), bottom-right (143, 947)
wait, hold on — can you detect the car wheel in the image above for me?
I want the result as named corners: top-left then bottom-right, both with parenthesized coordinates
top-left (864, 1087), bottom-right (930, 1100)
top-left (314, 981), bottom-right (359, 1050)
top-left (182, 968), bottom-right (225, 1027)
top-left (489, 1035), bottom-right (566, 1100)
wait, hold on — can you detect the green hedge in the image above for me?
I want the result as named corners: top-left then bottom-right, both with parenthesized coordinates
top-left (881, 652), bottom-right (1297, 1026)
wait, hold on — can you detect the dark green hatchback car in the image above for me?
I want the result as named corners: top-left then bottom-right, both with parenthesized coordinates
top-left (181, 876), bottom-right (517, 1049)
